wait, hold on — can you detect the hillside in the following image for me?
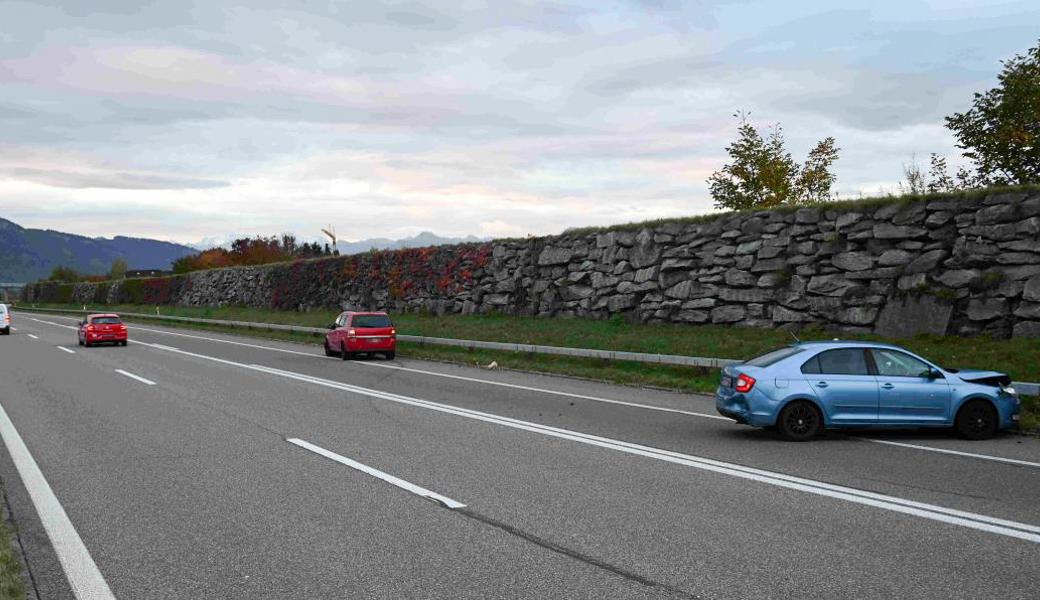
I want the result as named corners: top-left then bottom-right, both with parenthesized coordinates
top-left (0, 217), bottom-right (196, 282)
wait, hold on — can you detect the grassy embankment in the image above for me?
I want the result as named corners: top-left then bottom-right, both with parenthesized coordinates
top-left (20, 302), bottom-right (1040, 431)
top-left (0, 513), bottom-right (26, 600)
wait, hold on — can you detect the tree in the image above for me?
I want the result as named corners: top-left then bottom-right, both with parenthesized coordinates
top-left (48, 266), bottom-right (80, 282)
top-left (171, 254), bottom-right (197, 274)
top-left (945, 39), bottom-right (1040, 186)
top-left (899, 153), bottom-right (981, 195)
top-left (795, 136), bottom-right (840, 203)
top-left (899, 155), bottom-right (927, 195)
top-left (708, 113), bottom-right (839, 210)
top-left (281, 234), bottom-right (297, 256)
top-left (109, 257), bottom-right (128, 280)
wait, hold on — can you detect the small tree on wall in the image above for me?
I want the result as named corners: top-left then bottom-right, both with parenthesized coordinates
top-left (109, 258), bottom-right (128, 280)
top-left (708, 112), bottom-right (840, 210)
top-left (945, 39), bottom-right (1040, 186)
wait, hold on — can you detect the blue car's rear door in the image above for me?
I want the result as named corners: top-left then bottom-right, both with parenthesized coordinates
top-left (869, 348), bottom-right (951, 423)
top-left (801, 348), bottom-right (878, 424)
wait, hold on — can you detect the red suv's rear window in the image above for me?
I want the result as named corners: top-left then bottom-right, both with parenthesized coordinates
top-left (351, 315), bottom-right (391, 328)
top-left (92, 317), bottom-right (122, 324)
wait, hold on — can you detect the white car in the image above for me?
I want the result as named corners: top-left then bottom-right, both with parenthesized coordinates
top-left (0, 304), bottom-right (9, 335)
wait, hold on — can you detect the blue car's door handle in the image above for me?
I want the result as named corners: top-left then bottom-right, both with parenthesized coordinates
top-left (816, 382), bottom-right (828, 388)
top-left (881, 383), bottom-right (894, 389)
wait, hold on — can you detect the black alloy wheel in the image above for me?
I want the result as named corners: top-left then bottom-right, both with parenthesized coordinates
top-left (777, 401), bottom-right (822, 441)
top-left (955, 400), bottom-right (998, 440)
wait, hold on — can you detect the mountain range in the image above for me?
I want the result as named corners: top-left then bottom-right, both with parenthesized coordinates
top-left (0, 218), bottom-right (196, 283)
top-left (334, 231), bottom-right (485, 255)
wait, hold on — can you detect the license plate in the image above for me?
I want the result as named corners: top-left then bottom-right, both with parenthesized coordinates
top-left (721, 376), bottom-right (733, 388)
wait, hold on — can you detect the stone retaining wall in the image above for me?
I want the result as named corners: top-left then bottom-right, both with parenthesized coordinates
top-left (24, 190), bottom-right (1040, 337)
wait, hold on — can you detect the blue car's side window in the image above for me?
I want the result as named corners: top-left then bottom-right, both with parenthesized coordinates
top-left (871, 349), bottom-right (932, 378)
top-left (803, 349), bottom-right (870, 375)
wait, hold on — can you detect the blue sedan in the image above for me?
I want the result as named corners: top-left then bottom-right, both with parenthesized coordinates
top-left (715, 341), bottom-right (1020, 441)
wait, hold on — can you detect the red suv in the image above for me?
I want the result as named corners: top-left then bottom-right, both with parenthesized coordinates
top-left (324, 311), bottom-right (396, 360)
top-left (78, 314), bottom-right (128, 347)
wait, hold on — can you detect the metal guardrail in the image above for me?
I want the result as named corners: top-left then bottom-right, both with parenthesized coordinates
top-left (12, 305), bottom-right (1039, 395)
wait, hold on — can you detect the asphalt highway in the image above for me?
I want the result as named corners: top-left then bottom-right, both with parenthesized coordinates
top-left (0, 312), bottom-right (1037, 599)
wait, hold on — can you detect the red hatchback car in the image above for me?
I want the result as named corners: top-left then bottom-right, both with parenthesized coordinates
top-left (78, 314), bottom-right (128, 347)
top-left (324, 311), bottom-right (396, 360)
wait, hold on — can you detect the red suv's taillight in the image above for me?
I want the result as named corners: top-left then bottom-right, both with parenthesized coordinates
top-left (735, 374), bottom-right (756, 393)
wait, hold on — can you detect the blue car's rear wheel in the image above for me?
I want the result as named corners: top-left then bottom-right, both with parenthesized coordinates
top-left (777, 401), bottom-right (822, 442)
top-left (955, 400), bottom-right (998, 440)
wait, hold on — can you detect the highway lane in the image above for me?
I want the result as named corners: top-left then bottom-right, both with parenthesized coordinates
top-left (0, 314), bottom-right (1037, 598)
top-left (27, 313), bottom-right (1040, 522)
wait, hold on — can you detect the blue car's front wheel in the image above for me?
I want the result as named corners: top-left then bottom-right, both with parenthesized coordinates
top-left (955, 400), bottom-right (998, 440)
top-left (777, 401), bottom-right (823, 442)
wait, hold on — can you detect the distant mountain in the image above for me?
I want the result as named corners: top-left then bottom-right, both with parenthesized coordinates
top-left (0, 218), bottom-right (196, 283)
top-left (336, 231), bottom-right (485, 255)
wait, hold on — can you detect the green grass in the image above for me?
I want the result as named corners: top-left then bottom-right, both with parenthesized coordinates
top-left (0, 513), bottom-right (26, 600)
top-left (20, 302), bottom-right (1040, 431)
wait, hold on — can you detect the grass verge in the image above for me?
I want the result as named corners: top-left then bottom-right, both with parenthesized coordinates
top-left (0, 506), bottom-right (26, 600)
top-left (19, 302), bottom-right (1040, 432)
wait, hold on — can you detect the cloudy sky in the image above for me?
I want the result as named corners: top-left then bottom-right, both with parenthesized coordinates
top-left (1, 1), bottom-right (1037, 245)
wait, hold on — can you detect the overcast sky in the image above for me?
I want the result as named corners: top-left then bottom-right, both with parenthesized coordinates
top-left (1, 1), bottom-right (1037, 245)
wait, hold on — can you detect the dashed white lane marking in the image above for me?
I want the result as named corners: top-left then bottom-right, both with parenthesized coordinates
top-left (861, 438), bottom-right (1040, 469)
top-left (26, 314), bottom-right (1037, 468)
top-left (56, 346), bottom-right (75, 354)
top-left (114, 369), bottom-right (156, 386)
top-left (0, 402), bottom-right (116, 599)
top-left (27, 334), bottom-right (38, 340)
top-left (287, 438), bottom-right (466, 509)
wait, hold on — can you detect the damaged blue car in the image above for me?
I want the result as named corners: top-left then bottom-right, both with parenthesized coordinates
top-left (715, 341), bottom-right (1020, 441)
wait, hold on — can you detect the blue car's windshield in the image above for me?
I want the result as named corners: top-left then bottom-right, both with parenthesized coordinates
top-left (744, 347), bottom-right (802, 367)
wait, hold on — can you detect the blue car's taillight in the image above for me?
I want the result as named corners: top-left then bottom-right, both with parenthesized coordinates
top-left (735, 374), bottom-right (756, 393)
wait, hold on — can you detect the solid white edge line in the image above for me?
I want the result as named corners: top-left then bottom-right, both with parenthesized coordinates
top-left (0, 402), bottom-right (116, 599)
top-left (861, 438), bottom-right (1040, 469)
top-left (26, 315), bottom-right (1037, 469)
top-left (27, 334), bottom-right (38, 339)
top-left (287, 438), bottom-right (466, 509)
top-left (78, 328), bottom-right (1035, 543)
top-left (56, 346), bottom-right (75, 354)
top-left (114, 369), bottom-right (156, 386)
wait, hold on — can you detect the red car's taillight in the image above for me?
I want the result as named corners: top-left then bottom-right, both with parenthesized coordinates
top-left (735, 374), bottom-right (756, 393)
